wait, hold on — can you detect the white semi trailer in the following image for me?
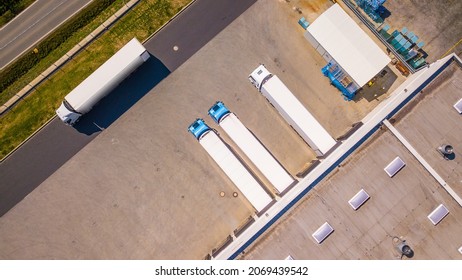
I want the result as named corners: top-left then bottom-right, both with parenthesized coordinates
top-left (56, 38), bottom-right (150, 125)
top-left (188, 119), bottom-right (273, 213)
top-left (248, 64), bottom-right (336, 156)
top-left (208, 101), bottom-right (295, 194)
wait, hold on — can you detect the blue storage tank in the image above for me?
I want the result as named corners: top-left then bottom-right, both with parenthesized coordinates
top-left (298, 17), bottom-right (309, 30)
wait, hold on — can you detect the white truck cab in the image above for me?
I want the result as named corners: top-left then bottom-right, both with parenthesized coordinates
top-left (56, 100), bottom-right (82, 125)
top-left (248, 64), bottom-right (272, 91)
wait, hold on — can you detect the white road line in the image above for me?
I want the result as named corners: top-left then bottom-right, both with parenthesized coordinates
top-left (0, 0), bottom-right (41, 32)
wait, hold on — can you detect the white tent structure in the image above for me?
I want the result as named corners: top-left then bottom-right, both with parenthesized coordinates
top-left (305, 3), bottom-right (390, 88)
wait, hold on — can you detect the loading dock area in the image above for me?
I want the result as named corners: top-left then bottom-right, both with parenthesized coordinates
top-left (241, 57), bottom-right (462, 260)
top-left (243, 128), bottom-right (462, 259)
top-left (0, 1), bottom-right (407, 259)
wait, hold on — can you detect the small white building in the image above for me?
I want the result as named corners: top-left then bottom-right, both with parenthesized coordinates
top-left (304, 3), bottom-right (390, 98)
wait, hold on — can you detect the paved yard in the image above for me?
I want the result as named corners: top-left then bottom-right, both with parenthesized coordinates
top-left (0, 0), bottom-right (406, 259)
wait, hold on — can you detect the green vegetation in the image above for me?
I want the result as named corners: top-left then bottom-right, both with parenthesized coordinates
top-left (0, 0), bottom-right (116, 103)
top-left (0, 1), bottom-right (128, 106)
top-left (0, 0), bottom-right (35, 27)
top-left (0, 0), bottom-right (192, 159)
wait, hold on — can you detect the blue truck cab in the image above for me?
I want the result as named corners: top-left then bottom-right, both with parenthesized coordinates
top-left (208, 101), bottom-right (231, 124)
top-left (188, 118), bottom-right (211, 140)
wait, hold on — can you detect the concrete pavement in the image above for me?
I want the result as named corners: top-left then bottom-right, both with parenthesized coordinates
top-left (0, 0), bottom-right (401, 259)
top-left (0, 118), bottom-right (94, 216)
top-left (144, 0), bottom-right (256, 71)
top-left (0, 0), bottom-right (257, 217)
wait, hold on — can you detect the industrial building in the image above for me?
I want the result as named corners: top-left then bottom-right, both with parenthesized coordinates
top-left (220, 53), bottom-right (462, 260)
top-left (304, 3), bottom-right (391, 100)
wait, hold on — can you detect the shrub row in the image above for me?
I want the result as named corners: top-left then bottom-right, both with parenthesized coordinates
top-left (0, 10), bottom-right (14, 26)
top-left (0, 0), bottom-right (35, 32)
top-left (0, 0), bottom-right (33, 15)
top-left (0, 0), bottom-right (115, 94)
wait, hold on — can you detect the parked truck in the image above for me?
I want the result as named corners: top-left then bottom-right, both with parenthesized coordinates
top-left (248, 64), bottom-right (336, 156)
top-left (188, 119), bottom-right (273, 213)
top-left (56, 38), bottom-right (150, 125)
top-left (208, 101), bottom-right (295, 194)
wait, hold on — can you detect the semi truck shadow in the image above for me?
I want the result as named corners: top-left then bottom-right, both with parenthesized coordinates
top-left (74, 54), bottom-right (170, 135)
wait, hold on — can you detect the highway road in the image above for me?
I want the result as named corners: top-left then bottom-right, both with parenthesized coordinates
top-left (0, 0), bottom-right (257, 217)
top-left (0, 0), bottom-right (93, 70)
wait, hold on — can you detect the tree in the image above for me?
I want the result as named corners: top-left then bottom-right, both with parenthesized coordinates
top-left (0, 0), bottom-right (17, 15)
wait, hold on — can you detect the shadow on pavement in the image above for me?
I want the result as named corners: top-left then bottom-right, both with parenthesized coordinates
top-left (353, 66), bottom-right (397, 102)
top-left (74, 54), bottom-right (170, 135)
top-left (0, 55), bottom-right (169, 217)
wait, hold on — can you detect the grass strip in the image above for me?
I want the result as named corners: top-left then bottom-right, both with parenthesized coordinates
top-left (0, 0), bottom-right (191, 158)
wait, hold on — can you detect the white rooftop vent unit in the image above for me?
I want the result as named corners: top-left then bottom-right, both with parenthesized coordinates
top-left (427, 204), bottom-right (449, 225)
top-left (348, 189), bottom-right (370, 210)
top-left (384, 156), bottom-right (406, 177)
top-left (312, 222), bottom-right (334, 244)
top-left (454, 98), bottom-right (462, 114)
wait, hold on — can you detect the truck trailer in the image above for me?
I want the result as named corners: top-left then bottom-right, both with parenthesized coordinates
top-left (248, 64), bottom-right (336, 156)
top-left (188, 119), bottom-right (273, 213)
top-left (208, 101), bottom-right (295, 194)
top-left (56, 38), bottom-right (150, 125)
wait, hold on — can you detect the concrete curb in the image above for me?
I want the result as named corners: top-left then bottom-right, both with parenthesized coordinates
top-left (0, 0), bottom-right (141, 116)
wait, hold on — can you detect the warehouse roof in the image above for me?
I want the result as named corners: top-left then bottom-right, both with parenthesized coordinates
top-left (306, 3), bottom-right (390, 87)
